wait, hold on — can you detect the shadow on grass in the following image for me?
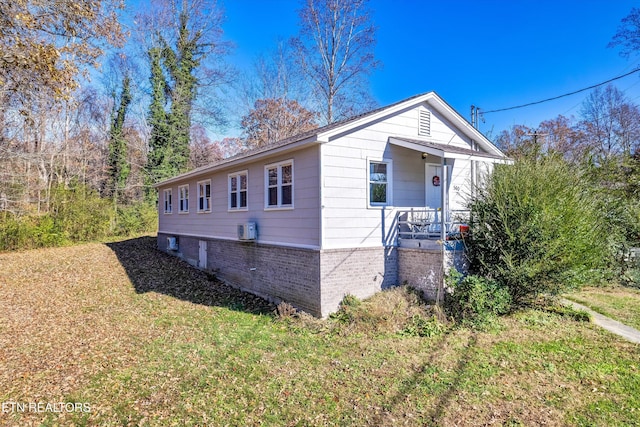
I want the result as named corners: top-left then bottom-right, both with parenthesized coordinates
top-left (106, 235), bottom-right (276, 316)
top-left (372, 331), bottom-right (479, 425)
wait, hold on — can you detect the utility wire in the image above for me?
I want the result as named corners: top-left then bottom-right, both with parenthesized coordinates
top-left (482, 67), bottom-right (640, 114)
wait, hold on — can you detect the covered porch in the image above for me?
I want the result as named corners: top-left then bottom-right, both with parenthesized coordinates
top-left (382, 136), bottom-right (506, 249)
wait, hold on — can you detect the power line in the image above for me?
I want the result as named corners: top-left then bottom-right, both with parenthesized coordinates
top-left (481, 67), bottom-right (640, 114)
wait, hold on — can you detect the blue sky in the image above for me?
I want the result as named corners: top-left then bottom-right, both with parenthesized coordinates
top-left (221, 0), bottom-right (640, 139)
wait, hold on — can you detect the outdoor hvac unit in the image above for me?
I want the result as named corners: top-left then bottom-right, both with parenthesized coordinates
top-left (237, 222), bottom-right (257, 240)
top-left (167, 236), bottom-right (178, 251)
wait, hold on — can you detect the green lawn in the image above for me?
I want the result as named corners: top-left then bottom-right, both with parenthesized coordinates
top-left (1, 237), bottom-right (638, 426)
top-left (565, 286), bottom-right (640, 331)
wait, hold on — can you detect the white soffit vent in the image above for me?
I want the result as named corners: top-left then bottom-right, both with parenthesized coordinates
top-left (418, 109), bottom-right (431, 136)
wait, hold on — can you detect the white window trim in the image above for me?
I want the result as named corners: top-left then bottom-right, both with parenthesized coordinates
top-left (197, 179), bottom-right (211, 213)
top-left (178, 184), bottom-right (189, 214)
top-left (228, 170), bottom-right (249, 212)
top-left (264, 159), bottom-right (294, 210)
top-left (367, 158), bottom-right (393, 208)
top-left (163, 188), bottom-right (172, 214)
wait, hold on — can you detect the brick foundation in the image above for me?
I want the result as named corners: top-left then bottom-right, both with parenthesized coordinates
top-left (157, 233), bottom-right (462, 317)
top-left (319, 246), bottom-right (397, 318)
top-left (159, 233), bottom-right (322, 315)
top-left (397, 243), bottom-right (469, 301)
top-left (397, 248), bottom-right (443, 300)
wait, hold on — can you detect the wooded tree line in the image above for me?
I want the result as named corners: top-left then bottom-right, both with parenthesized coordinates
top-left (1, 1), bottom-right (639, 251)
top-left (0, 0), bottom-right (378, 249)
top-left (494, 83), bottom-right (640, 244)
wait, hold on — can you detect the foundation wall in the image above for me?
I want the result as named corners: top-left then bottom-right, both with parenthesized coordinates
top-left (158, 233), bottom-right (322, 316)
top-left (319, 247), bottom-right (398, 318)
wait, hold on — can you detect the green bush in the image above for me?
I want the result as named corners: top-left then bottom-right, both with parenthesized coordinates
top-left (445, 271), bottom-right (512, 326)
top-left (115, 201), bottom-right (158, 236)
top-left (401, 314), bottom-right (446, 337)
top-left (468, 156), bottom-right (614, 305)
top-left (49, 183), bottom-right (114, 241)
top-left (0, 183), bottom-right (159, 252)
top-left (329, 294), bottom-right (362, 323)
top-left (0, 213), bottom-right (68, 251)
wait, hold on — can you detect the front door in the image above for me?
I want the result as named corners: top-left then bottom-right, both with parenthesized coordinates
top-left (425, 164), bottom-right (442, 209)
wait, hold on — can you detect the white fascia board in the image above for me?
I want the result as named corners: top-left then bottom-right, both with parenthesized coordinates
top-left (424, 96), bottom-right (506, 158)
top-left (388, 137), bottom-right (506, 163)
top-left (388, 137), bottom-right (444, 157)
top-left (447, 153), bottom-right (511, 163)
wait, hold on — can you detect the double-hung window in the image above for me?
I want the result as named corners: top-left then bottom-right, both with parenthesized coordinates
top-left (163, 189), bottom-right (172, 214)
top-left (229, 171), bottom-right (248, 210)
top-left (265, 160), bottom-right (293, 209)
top-left (369, 160), bottom-right (392, 206)
top-left (197, 180), bottom-right (211, 213)
top-left (178, 184), bottom-right (189, 213)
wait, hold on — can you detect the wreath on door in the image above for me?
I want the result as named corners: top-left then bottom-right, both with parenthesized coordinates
top-left (432, 175), bottom-right (440, 186)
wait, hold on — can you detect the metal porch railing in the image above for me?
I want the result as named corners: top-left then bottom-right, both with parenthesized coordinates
top-left (397, 208), bottom-right (470, 241)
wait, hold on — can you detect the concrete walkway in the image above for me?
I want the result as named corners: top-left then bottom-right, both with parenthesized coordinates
top-left (561, 299), bottom-right (640, 344)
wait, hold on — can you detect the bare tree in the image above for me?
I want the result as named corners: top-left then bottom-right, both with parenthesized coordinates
top-left (241, 98), bottom-right (317, 149)
top-left (293, 0), bottom-right (380, 124)
top-left (190, 124), bottom-right (223, 168)
top-left (494, 124), bottom-right (536, 159)
top-left (537, 115), bottom-right (588, 163)
top-left (609, 7), bottom-right (640, 58)
top-left (213, 137), bottom-right (244, 159)
top-left (255, 42), bottom-right (306, 101)
top-left (579, 84), bottom-right (640, 162)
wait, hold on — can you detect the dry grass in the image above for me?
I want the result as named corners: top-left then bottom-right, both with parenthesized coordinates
top-left (565, 285), bottom-right (640, 330)
top-left (1, 236), bottom-right (639, 426)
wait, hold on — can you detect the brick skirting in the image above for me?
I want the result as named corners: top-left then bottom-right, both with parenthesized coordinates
top-left (158, 233), bottom-right (459, 316)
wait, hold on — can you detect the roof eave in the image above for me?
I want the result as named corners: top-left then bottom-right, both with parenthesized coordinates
top-left (153, 135), bottom-right (320, 188)
top-left (388, 137), bottom-right (507, 162)
top-left (424, 94), bottom-right (506, 158)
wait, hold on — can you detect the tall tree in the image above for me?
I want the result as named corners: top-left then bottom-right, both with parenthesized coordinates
top-left (138, 0), bottom-right (229, 185)
top-left (609, 7), bottom-right (640, 58)
top-left (241, 98), bottom-right (317, 149)
top-left (0, 0), bottom-right (125, 101)
top-left (162, 10), bottom-right (199, 173)
top-left (293, 0), bottom-right (380, 124)
top-left (107, 75), bottom-right (132, 204)
top-left (146, 46), bottom-right (172, 184)
top-left (579, 84), bottom-right (640, 163)
top-left (537, 115), bottom-right (588, 163)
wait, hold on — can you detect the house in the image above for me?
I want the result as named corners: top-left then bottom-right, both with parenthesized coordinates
top-left (154, 92), bottom-right (508, 317)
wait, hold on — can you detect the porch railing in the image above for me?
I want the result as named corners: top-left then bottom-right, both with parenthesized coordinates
top-left (397, 208), bottom-right (470, 240)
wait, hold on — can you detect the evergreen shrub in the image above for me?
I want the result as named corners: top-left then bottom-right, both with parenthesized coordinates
top-left (467, 156), bottom-right (614, 305)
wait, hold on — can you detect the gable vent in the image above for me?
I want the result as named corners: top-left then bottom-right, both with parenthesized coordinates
top-left (418, 110), bottom-right (431, 136)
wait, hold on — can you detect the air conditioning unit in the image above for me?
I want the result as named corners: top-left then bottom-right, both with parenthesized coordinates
top-left (237, 222), bottom-right (257, 240)
top-left (167, 236), bottom-right (178, 251)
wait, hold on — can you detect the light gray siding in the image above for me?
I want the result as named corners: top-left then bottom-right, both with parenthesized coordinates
top-left (320, 102), bottom-right (477, 249)
top-left (158, 145), bottom-right (321, 248)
